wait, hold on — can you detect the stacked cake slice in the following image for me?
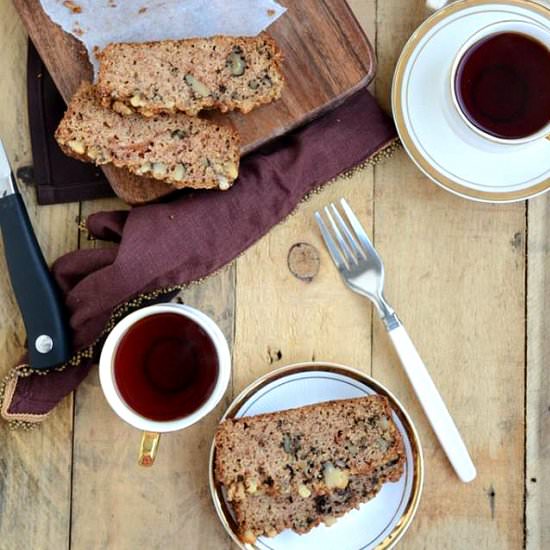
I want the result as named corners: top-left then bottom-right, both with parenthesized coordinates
top-left (214, 396), bottom-right (405, 543)
top-left (56, 83), bottom-right (240, 190)
top-left (55, 34), bottom-right (284, 197)
top-left (96, 35), bottom-right (284, 117)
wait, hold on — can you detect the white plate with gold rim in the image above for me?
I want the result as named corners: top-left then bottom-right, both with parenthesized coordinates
top-left (392, 0), bottom-right (550, 202)
top-left (208, 363), bottom-right (423, 550)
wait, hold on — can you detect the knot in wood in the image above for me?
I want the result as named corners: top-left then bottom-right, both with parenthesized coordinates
top-left (287, 242), bottom-right (320, 282)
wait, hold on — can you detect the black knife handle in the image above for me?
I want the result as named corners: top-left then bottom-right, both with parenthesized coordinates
top-left (0, 192), bottom-right (71, 369)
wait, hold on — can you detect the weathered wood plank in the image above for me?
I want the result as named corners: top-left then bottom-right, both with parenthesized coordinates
top-left (526, 195), bottom-right (550, 549)
top-left (69, 271), bottom-right (235, 550)
top-left (374, 1), bottom-right (526, 548)
top-left (232, 0), bottom-right (376, 395)
top-left (71, 196), bottom-right (235, 549)
top-left (372, 152), bottom-right (526, 549)
top-left (0, 2), bottom-right (78, 548)
top-left (232, 171), bottom-right (376, 391)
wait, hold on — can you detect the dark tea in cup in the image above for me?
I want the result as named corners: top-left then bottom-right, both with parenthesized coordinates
top-left (114, 312), bottom-right (219, 421)
top-left (454, 31), bottom-right (550, 140)
top-left (99, 304), bottom-right (230, 466)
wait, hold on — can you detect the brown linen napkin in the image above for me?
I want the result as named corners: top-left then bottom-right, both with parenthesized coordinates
top-left (0, 86), bottom-right (398, 428)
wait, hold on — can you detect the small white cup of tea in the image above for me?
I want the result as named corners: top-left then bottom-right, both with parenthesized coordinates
top-left (448, 19), bottom-right (550, 145)
top-left (99, 303), bottom-right (231, 466)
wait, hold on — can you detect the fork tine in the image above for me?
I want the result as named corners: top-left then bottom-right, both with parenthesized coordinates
top-left (324, 206), bottom-right (356, 265)
top-left (314, 211), bottom-right (346, 270)
top-left (340, 198), bottom-right (380, 261)
top-left (329, 203), bottom-right (367, 260)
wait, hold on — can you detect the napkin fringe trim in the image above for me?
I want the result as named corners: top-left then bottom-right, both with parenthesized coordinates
top-left (0, 138), bottom-right (400, 430)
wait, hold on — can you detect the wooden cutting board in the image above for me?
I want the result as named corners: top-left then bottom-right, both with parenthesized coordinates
top-left (13, 0), bottom-right (375, 204)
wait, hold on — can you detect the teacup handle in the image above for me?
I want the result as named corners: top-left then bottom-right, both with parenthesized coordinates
top-left (138, 431), bottom-right (160, 466)
top-left (426, 0), bottom-right (450, 12)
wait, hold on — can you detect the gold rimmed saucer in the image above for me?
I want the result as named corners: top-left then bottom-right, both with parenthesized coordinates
top-left (392, 0), bottom-right (550, 202)
top-left (208, 362), bottom-right (424, 550)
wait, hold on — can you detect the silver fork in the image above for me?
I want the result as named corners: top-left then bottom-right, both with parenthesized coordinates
top-left (315, 198), bottom-right (476, 483)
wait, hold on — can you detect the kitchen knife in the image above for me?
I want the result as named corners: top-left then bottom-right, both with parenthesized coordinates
top-left (0, 138), bottom-right (70, 369)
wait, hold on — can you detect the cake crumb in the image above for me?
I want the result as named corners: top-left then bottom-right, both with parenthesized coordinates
top-left (63, 0), bottom-right (82, 14)
top-left (138, 6), bottom-right (147, 14)
top-left (72, 23), bottom-right (84, 37)
top-left (267, 8), bottom-right (276, 16)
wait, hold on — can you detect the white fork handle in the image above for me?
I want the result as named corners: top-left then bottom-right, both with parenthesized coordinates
top-left (388, 324), bottom-right (477, 483)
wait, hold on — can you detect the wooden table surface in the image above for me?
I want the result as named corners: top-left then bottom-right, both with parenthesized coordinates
top-left (0, 1), bottom-right (547, 549)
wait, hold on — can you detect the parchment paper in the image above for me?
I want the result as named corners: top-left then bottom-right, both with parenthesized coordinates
top-left (40, 0), bottom-right (286, 74)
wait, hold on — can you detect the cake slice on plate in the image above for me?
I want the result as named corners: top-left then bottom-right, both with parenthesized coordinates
top-left (215, 395), bottom-right (405, 501)
top-left (214, 396), bottom-right (405, 542)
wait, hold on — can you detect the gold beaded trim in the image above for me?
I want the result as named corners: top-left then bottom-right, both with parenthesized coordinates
top-left (0, 138), bottom-right (400, 431)
top-left (334, 138), bottom-right (400, 179)
top-left (299, 138), bottom-right (401, 202)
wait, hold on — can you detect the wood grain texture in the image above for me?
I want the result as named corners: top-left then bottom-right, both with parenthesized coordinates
top-left (69, 270), bottom-right (235, 550)
top-left (374, 1), bottom-right (526, 548)
top-left (74, 196), bottom-right (234, 550)
top-left (12, 0), bottom-right (375, 203)
top-left (526, 196), bottom-right (550, 549)
top-left (233, 171), bottom-right (376, 394)
top-left (12, 0), bottom-right (91, 97)
top-left (228, 0), bottom-right (375, 154)
top-left (0, 1), bottom-right (78, 549)
top-left (232, 0), bottom-right (375, 389)
top-left (524, 5), bottom-right (550, 546)
top-left (372, 152), bottom-right (526, 549)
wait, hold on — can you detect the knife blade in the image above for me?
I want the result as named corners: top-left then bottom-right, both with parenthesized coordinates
top-left (0, 138), bottom-right (70, 369)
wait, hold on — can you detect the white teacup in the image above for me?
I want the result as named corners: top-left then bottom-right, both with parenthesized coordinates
top-left (426, 1), bottom-right (550, 148)
top-left (99, 303), bottom-right (231, 466)
top-left (449, 19), bottom-right (550, 145)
